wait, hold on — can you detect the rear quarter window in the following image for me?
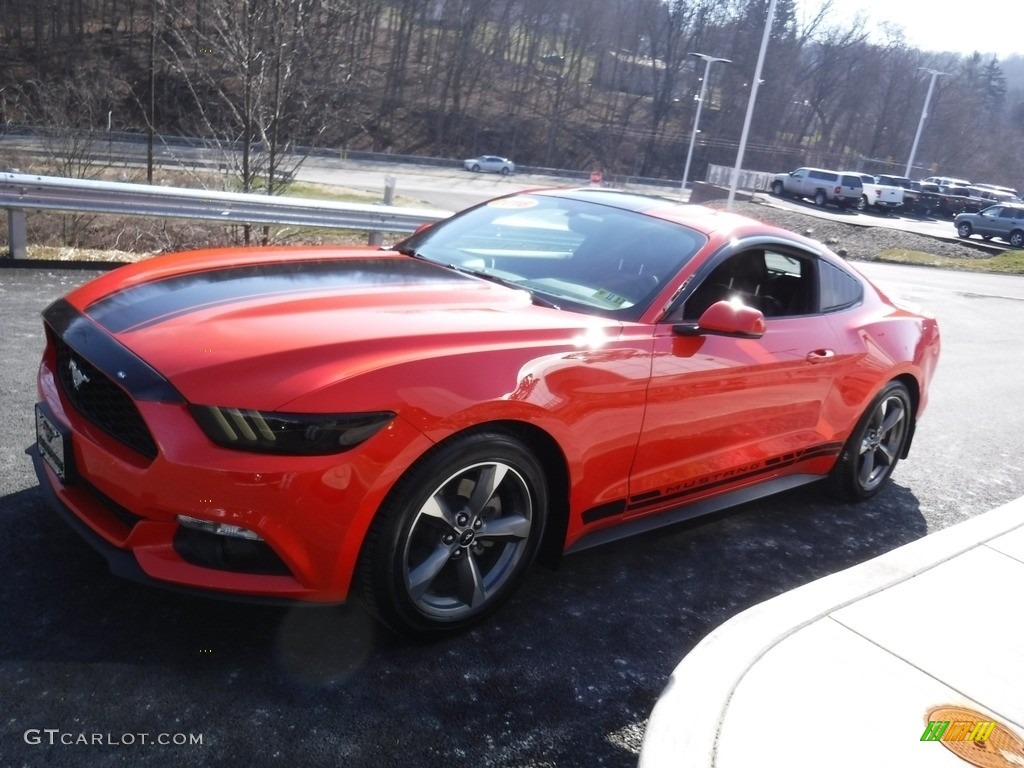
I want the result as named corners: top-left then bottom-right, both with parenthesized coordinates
top-left (820, 261), bottom-right (863, 312)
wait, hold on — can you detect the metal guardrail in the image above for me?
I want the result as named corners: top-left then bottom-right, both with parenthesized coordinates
top-left (0, 172), bottom-right (453, 259)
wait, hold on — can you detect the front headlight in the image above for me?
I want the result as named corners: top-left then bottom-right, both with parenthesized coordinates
top-left (190, 406), bottom-right (395, 455)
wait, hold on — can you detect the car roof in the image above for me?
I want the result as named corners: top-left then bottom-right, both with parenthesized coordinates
top-left (533, 188), bottom-right (819, 243)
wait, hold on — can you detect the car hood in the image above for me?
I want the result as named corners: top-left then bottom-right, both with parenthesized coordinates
top-left (75, 251), bottom-right (624, 409)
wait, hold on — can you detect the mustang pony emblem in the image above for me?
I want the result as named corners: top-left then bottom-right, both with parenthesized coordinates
top-left (68, 359), bottom-right (90, 391)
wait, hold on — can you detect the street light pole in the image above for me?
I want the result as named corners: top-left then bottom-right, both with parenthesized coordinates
top-left (680, 53), bottom-right (731, 200)
top-left (727, 0), bottom-right (776, 210)
top-left (905, 68), bottom-right (949, 178)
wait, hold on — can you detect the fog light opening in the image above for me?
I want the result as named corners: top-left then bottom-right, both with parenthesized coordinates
top-left (177, 514), bottom-right (263, 541)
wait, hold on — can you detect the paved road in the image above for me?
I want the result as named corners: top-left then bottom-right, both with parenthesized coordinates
top-left (297, 160), bottom-right (542, 213)
top-left (293, 158), bottom-right (997, 253)
top-left (2, 260), bottom-right (1023, 767)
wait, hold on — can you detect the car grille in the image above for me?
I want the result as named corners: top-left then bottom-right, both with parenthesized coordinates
top-left (54, 335), bottom-right (158, 461)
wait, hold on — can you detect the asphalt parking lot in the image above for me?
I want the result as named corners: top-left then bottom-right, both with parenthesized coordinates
top-left (3, 262), bottom-right (1024, 767)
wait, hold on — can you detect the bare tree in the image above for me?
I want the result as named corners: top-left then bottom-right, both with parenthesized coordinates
top-left (157, 0), bottom-right (359, 242)
top-left (13, 69), bottom-right (124, 245)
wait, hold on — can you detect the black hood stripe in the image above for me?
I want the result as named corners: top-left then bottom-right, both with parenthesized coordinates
top-left (43, 299), bottom-right (185, 403)
top-left (86, 258), bottom-right (468, 333)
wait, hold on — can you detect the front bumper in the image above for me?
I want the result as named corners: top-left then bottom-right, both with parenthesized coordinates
top-left (30, 442), bottom-right (311, 605)
top-left (34, 349), bottom-right (433, 604)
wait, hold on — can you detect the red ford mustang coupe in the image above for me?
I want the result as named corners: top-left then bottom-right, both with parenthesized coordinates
top-left (33, 188), bottom-right (940, 636)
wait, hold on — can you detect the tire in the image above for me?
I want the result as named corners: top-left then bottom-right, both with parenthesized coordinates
top-left (357, 431), bottom-right (547, 637)
top-left (500, 167), bottom-right (510, 176)
top-left (813, 190), bottom-right (827, 207)
top-left (1010, 230), bottom-right (1024, 248)
top-left (856, 195), bottom-right (868, 212)
top-left (771, 181), bottom-right (785, 196)
top-left (471, 164), bottom-right (481, 172)
top-left (828, 381), bottom-right (912, 502)
top-left (956, 222), bottom-right (973, 238)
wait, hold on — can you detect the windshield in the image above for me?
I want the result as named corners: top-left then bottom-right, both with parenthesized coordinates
top-left (395, 194), bottom-right (705, 319)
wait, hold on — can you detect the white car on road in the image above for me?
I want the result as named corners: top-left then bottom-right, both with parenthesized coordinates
top-left (463, 155), bottom-right (515, 175)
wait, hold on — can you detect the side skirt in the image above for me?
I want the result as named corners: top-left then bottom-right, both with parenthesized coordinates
top-left (564, 473), bottom-right (823, 555)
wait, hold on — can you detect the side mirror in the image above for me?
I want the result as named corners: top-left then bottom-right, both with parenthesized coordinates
top-left (673, 299), bottom-right (766, 339)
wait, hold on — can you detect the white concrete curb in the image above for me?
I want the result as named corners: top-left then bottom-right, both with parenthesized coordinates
top-left (638, 495), bottom-right (1024, 767)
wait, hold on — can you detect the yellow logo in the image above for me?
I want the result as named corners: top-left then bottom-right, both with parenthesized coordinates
top-left (922, 706), bottom-right (1024, 768)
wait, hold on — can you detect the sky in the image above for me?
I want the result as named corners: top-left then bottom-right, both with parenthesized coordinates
top-left (796, 0), bottom-right (1020, 60)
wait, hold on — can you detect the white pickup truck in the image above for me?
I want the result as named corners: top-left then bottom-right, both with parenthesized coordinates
top-left (849, 173), bottom-right (904, 212)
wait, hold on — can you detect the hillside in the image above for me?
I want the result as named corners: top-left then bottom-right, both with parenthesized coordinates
top-left (2, 2), bottom-right (1023, 186)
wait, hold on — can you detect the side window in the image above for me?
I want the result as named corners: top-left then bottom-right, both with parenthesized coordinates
top-left (681, 248), bottom-right (817, 320)
top-left (762, 249), bottom-right (816, 316)
top-left (819, 261), bottom-right (863, 312)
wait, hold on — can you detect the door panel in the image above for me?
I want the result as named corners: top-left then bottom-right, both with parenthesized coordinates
top-left (626, 316), bottom-right (844, 516)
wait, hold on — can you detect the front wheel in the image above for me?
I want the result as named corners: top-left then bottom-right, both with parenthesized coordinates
top-left (500, 167), bottom-right (510, 176)
top-left (857, 195), bottom-right (868, 212)
top-left (957, 222), bottom-right (973, 238)
top-left (471, 164), bottom-right (481, 172)
top-left (829, 381), bottom-right (912, 502)
top-left (357, 431), bottom-right (547, 637)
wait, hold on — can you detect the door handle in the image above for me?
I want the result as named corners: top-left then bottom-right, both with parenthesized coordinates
top-left (806, 349), bottom-right (835, 362)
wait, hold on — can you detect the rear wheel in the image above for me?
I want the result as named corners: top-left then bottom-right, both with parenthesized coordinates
top-left (1010, 230), bottom-right (1024, 248)
top-left (829, 381), bottom-right (912, 502)
top-left (857, 195), bottom-right (869, 212)
top-left (956, 222), bottom-right (973, 238)
top-left (771, 181), bottom-right (785, 196)
top-left (358, 431), bottom-right (547, 637)
top-left (813, 190), bottom-right (827, 207)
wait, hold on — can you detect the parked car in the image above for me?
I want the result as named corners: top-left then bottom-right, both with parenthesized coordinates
top-left (463, 155), bottom-right (515, 175)
top-left (32, 188), bottom-right (940, 637)
top-left (770, 167), bottom-right (862, 209)
top-left (972, 187), bottom-right (1019, 206)
top-left (922, 184), bottom-right (969, 218)
top-left (924, 176), bottom-right (972, 187)
top-left (847, 173), bottom-right (903, 212)
top-left (943, 185), bottom-right (991, 215)
top-left (954, 203), bottom-right (1024, 247)
top-left (877, 175), bottom-right (926, 215)
top-left (973, 183), bottom-right (1020, 200)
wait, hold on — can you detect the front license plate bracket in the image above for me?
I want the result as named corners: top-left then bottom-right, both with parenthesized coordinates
top-left (36, 404), bottom-right (75, 484)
